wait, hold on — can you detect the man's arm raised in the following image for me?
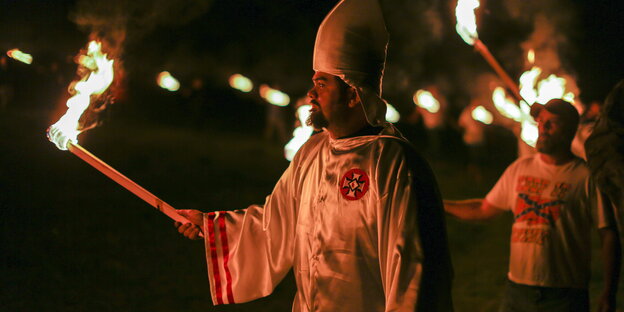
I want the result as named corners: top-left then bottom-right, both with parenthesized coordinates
top-left (444, 198), bottom-right (505, 221)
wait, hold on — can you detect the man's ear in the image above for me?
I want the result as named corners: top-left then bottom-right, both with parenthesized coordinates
top-left (347, 87), bottom-right (360, 108)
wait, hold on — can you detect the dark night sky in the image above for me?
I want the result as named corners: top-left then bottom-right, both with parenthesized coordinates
top-left (1, 0), bottom-right (623, 113)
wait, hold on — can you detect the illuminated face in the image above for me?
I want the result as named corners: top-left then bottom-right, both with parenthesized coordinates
top-left (535, 109), bottom-right (573, 154)
top-left (306, 71), bottom-right (350, 129)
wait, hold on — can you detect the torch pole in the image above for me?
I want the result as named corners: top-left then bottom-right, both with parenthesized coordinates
top-left (474, 39), bottom-right (524, 103)
top-left (67, 142), bottom-right (203, 237)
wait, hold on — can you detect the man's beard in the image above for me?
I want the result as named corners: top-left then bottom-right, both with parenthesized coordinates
top-left (536, 135), bottom-right (569, 155)
top-left (306, 108), bottom-right (328, 129)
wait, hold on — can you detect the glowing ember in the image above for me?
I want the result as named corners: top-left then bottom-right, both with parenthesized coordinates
top-left (471, 105), bottom-right (493, 125)
top-left (527, 49), bottom-right (535, 64)
top-left (284, 104), bottom-right (313, 161)
top-left (413, 89), bottom-right (440, 113)
top-left (7, 48), bottom-right (33, 64)
top-left (455, 0), bottom-right (480, 45)
top-left (260, 84), bottom-right (290, 107)
top-left (48, 41), bottom-right (114, 150)
top-left (229, 74), bottom-right (253, 92)
top-left (385, 103), bottom-right (400, 123)
top-left (157, 71), bottom-right (180, 92)
top-left (492, 87), bottom-right (522, 122)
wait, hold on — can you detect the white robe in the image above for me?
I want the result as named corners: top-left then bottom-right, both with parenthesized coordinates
top-left (202, 125), bottom-right (453, 311)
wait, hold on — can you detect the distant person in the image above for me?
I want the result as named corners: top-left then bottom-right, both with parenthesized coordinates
top-left (585, 79), bottom-right (624, 248)
top-left (445, 99), bottom-right (620, 312)
top-left (174, 0), bottom-right (453, 310)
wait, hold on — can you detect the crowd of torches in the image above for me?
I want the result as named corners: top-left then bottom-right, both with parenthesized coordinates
top-left (19, 0), bottom-right (584, 226)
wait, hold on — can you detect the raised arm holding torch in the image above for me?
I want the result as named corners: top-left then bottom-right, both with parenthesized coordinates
top-left (47, 40), bottom-right (199, 235)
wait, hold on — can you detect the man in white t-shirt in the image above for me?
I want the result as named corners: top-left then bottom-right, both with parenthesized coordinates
top-left (445, 99), bottom-right (620, 312)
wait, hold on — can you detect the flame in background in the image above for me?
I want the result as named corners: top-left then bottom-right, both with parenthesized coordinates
top-left (7, 48), bottom-right (33, 64)
top-left (527, 49), bottom-right (535, 65)
top-left (455, 0), bottom-right (480, 45)
top-left (471, 105), bottom-right (493, 125)
top-left (385, 104), bottom-right (400, 123)
top-left (260, 84), bottom-right (290, 107)
top-left (48, 41), bottom-right (114, 150)
top-left (284, 104), bottom-right (313, 161)
top-left (413, 89), bottom-right (440, 113)
top-left (229, 74), bottom-right (253, 92)
top-left (157, 71), bottom-right (180, 92)
top-left (492, 87), bottom-right (522, 122)
top-left (492, 64), bottom-right (578, 147)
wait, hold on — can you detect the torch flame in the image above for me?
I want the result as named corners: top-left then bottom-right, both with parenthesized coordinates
top-left (494, 64), bottom-right (578, 148)
top-left (527, 49), bottom-right (535, 64)
top-left (284, 104), bottom-right (314, 161)
top-left (229, 74), bottom-right (253, 92)
top-left (385, 103), bottom-right (400, 123)
top-left (260, 84), bottom-right (290, 107)
top-left (48, 41), bottom-right (114, 150)
top-left (157, 71), bottom-right (180, 92)
top-left (455, 0), bottom-right (480, 45)
top-left (492, 87), bottom-right (522, 122)
top-left (471, 105), bottom-right (493, 125)
top-left (413, 89), bottom-right (440, 113)
top-left (7, 48), bottom-right (33, 64)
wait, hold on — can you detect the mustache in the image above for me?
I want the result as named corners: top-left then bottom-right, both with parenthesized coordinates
top-left (310, 100), bottom-right (319, 106)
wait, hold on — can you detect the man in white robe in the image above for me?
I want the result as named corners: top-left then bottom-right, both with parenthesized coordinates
top-left (176, 0), bottom-right (454, 311)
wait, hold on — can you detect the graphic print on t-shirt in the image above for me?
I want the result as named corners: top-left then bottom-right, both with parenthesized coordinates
top-left (511, 176), bottom-right (569, 244)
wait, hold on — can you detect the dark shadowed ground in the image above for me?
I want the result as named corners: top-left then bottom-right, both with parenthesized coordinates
top-left (1, 86), bottom-right (621, 311)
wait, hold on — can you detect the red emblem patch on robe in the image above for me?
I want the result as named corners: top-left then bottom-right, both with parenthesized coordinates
top-left (340, 168), bottom-right (370, 200)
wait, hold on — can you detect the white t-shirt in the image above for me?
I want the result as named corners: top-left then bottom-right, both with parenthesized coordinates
top-left (485, 154), bottom-right (614, 288)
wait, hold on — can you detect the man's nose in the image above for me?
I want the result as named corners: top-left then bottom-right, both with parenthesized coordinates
top-left (307, 87), bottom-right (317, 99)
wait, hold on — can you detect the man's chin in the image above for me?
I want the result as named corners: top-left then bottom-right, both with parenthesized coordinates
top-left (307, 111), bottom-right (328, 129)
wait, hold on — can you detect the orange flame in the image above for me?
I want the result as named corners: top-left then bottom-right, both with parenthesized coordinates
top-left (527, 49), bottom-right (535, 64)
top-left (284, 104), bottom-right (314, 161)
top-left (413, 89), bottom-right (440, 113)
top-left (492, 87), bottom-right (522, 122)
top-left (260, 84), bottom-right (290, 107)
top-left (493, 65), bottom-right (578, 147)
top-left (455, 0), bottom-right (480, 45)
top-left (385, 104), bottom-right (400, 123)
top-left (471, 105), bottom-right (493, 125)
top-left (157, 71), bottom-right (180, 92)
top-left (229, 74), bottom-right (253, 92)
top-left (7, 48), bottom-right (33, 64)
top-left (48, 41), bottom-right (114, 150)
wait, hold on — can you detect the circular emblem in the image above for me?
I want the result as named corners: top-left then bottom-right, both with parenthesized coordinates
top-left (340, 168), bottom-right (370, 200)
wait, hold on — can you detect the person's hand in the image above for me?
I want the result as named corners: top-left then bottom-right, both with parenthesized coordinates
top-left (175, 209), bottom-right (203, 240)
top-left (596, 291), bottom-right (615, 312)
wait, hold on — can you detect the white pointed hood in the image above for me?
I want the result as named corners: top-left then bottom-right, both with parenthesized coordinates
top-left (313, 0), bottom-right (389, 126)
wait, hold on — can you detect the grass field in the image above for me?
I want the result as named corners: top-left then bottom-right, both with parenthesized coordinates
top-left (1, 105), bottom-right (621, 311)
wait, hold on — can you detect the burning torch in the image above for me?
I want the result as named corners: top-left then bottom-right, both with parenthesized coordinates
top-left (455, 0), bottom-right (524, 103)
top-left (47, 40), bottom-right (200, 235)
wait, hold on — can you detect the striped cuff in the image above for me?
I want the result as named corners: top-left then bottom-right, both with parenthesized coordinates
top-left (204, 211), bottom-right (235, 305)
